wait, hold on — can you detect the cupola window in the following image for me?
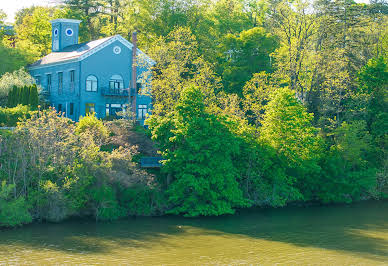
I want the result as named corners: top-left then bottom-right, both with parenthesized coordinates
top-left (65, 28), bottom-right (74, 36)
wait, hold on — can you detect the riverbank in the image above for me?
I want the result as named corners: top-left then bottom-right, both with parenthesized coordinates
top-left (1, 198), bottom-right (386, 231)
top-left (1, 200), bottom-right (387, 264)
top-left (1, 109), bottom-right (386, 228)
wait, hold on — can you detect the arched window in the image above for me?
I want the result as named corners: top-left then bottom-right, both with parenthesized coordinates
top-left (86, 75), bottom-right (97, 92)
top-left (109, 74), bottom-right (124, 90)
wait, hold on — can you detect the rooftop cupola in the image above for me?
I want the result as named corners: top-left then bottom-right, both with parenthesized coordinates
top-left (50, 19), bottom-right (81, 52)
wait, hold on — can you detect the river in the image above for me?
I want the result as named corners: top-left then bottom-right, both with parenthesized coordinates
top-left (0, 200), bottom-right (387, 265)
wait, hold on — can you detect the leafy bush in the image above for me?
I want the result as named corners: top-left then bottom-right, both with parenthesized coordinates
top-left (119, 186), bottom-right (166, 216)
top-left (0, 104), bottom-right (30, 126)
top-left (0, 68), bottom-right (35, 105)
top-left (76, 113), bottom-right (109, 146)
top-left (0, 108), bottom-right (159, 224)
top-left (318, 121), bottom-right (377, 203)
top-left (91, 185), bottom-right (126, 221)
top-left (0, 181), bottom-right (32, 227)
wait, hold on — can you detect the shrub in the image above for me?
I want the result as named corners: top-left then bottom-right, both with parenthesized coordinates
top-left (0, 181), bottom-right (32, 227)
top-left (91, 185), bottom-right (126, 221)
top-left (0, 104), bottom-right (30, 126)
top-left (76, 113), bottom-right (109, 146)
top-left (0, 68), bottom-right (35, 105)
top-left (119, 186), bottom-right (166, 216)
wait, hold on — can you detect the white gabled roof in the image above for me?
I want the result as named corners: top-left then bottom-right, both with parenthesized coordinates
top-left (28, 35), bottom-right (155, 70)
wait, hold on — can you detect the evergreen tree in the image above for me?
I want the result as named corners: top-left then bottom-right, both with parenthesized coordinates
top-left (22, 86), bottom-right (29, 106)
top-left (7, 86), bottom-right (16, 107)
top-left (29, 84), bottom-right (39, 108)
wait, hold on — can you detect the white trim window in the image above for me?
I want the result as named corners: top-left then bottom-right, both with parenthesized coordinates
top-left (58, 72), bottom-right (63, 94)
top-left (138, 104), bottom-right (148, 120)
top-left (86, 75), bottom-right (97, 92)
top-left (109, 74), bottom-right (124, 90)
top-left (106, 103), bottom-right (122, 117)
top-left (70, 70), bottom-right (75, 92)
top-left (46, 73), bottom-right (52, 93)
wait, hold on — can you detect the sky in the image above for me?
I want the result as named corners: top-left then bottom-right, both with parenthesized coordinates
top-left (1, 0), bottom-right (56, 23)
top-left (1, 0), bottom-right (371, 23)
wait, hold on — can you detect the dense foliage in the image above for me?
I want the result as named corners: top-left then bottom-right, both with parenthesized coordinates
top-left (0, 0), bottom-right (387, 226)
top-left (148, 87), bottom-right (248, 216)
top-left (0, 110), bottom-right (161, 226)
top-left (7, 84), bottom-right (39, 108)
top-left (0, 105), bottom-right (30, 127)
top-left (0, 68), bottom-right (35, 106)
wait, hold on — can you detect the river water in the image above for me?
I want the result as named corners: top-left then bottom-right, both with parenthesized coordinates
top-left (0, 201), bottom-right (387, 265)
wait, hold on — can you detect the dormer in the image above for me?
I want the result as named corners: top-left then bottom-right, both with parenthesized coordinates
top-left (50, 19), bottom-right (81, 52)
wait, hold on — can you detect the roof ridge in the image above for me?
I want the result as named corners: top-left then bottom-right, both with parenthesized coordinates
top-left (28, 34), bottom-right (155, 69)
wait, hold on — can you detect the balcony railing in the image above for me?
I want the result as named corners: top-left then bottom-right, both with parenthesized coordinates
top-left (101, 87), bottom-right (130, 97)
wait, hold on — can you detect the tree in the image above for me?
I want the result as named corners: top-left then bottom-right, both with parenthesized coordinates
top-left (242, 71), bottom-right (276, 126)
top-left (217, 27), bottom-right (278, 94)
top-left (358, 56), bottom-right (388, 146)
top-left (14, 7), bottom-right (67, 60)
top-left (29, 84), bottom-right (39, 108)
top-left (0, 69), bottom-right (35, 106)
top-left (260, 87), bottom-right (323, 199)
top-left (14, 7), bottom-right (37, 27)
top-left (76, 112), bottom-right (109, 146)
top-left (148, 27), bottom-right (220, 116)
top-left (148, 86), bottom-right (248, 216)
top-left (7, 85), bottom-right (38, 108)
top-left (357, 56), bottom-right (388, 194)
top-left (260, 87), bottom-right (323, 167)
top-left (269, 0), bottom-right (318, 102)
top-left (319, 121), bottom-right (377, 203)
top-left (62, 0), bottom-right (105, 40)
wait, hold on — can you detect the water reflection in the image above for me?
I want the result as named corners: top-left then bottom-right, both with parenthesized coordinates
top-left (0, 201), bottom-right (387, 264)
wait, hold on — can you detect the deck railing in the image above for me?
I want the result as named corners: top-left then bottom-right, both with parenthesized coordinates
top-left (101, 87), bottom-right (130, 97)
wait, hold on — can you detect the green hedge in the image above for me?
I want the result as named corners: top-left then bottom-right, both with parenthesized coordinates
top-left (7, 84), bottom-right (38, 108)
top-left (0, 105), bottom-right (30, 127)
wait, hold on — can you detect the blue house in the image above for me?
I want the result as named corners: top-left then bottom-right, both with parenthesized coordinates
top-left (28, 19), bottom-right (154, 123)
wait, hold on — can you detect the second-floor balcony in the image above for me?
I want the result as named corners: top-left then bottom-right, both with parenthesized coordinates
top-left (101, 87), bottom-right (132, 97)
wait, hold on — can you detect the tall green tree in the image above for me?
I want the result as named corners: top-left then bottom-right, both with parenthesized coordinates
top-left (148, 27), bottom-right (220, 116)
top-left (217, 27), bottom-right (278, 94)
top-left (62, 0), bottom-right (106, 40)
top-left (14, 7), bottom-right (67, 60)
top-left (319, 121), bottom-right (377, 202)
top-left (260, 87), bottom-right (323, 199)
top-left (148, 86), bottom-right (248, 216)
top-left (7, 85), bottom-right (38, 108)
